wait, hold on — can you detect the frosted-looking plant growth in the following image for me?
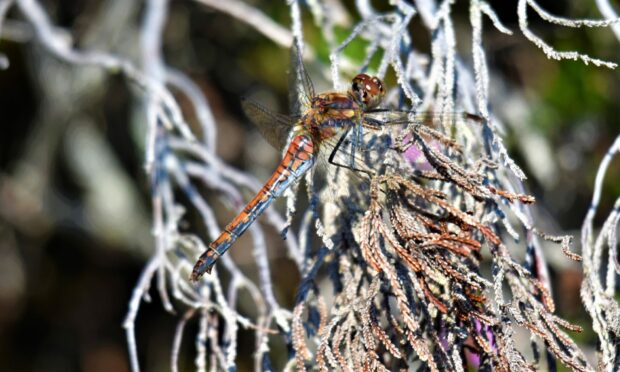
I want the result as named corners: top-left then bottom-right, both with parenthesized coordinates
top-left (3, 0), bottom-right (620, 371)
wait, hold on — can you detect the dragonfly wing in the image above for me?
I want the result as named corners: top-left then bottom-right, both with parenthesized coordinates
top-left (364, 110), bottom-right (484, 128)
top-left (288, 39), bottom-right (315, 116)
top-left (321, 111), bottom-right (483, 177)
top-left (363, 110), bottom-right (483, 150)
top-left (241, 97), bottom-right (295, 150)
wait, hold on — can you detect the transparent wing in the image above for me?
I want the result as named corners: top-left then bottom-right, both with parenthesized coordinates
top-left (363, 110), bottom-right (484, 153)
top-left (288, 39), bottom-right (315, 116)
top-left (363, 110), bottom-right (484, 128)
top-left (320, 111), bottom-right (484, 177)
top-left (241, 97), bottom-right (295, 150)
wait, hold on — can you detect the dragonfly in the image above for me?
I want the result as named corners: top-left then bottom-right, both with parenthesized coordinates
top-left (190, 43), bottom-right (476, 281)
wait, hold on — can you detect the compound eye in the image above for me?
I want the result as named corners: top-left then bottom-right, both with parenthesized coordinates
top-left (352, 81), bottom-right (360, 92)
top-left (372, 77), bottom-right (384, 92)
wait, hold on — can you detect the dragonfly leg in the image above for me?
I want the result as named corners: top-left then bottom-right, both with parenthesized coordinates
top-left (327, 128), bottom-right (375, 176)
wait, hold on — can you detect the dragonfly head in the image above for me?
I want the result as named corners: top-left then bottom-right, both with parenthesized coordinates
top-left (351, 74), bottom-right (385, 109)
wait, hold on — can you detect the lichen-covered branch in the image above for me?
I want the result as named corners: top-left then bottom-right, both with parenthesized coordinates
top-left (581, 135), bottom-right (620, 371)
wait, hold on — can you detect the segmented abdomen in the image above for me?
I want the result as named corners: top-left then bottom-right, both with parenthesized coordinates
top-left (191, 134), bottom-right (314, 281)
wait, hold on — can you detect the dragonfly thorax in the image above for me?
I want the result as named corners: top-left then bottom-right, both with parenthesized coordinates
top-left (310, 92), bottom-right (359, 111)
top-left (303, 92), bottom-right (364, 146)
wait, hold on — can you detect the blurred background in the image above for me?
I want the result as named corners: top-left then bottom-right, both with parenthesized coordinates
top-left (0, 0), bottom-right (618, 371)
